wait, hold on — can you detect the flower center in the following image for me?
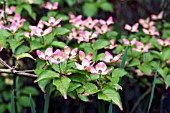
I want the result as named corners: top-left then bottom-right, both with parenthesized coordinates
top-left (57, 58), bottom-right (60, 61)
top-left (98, 70), bottom-right (102, 73)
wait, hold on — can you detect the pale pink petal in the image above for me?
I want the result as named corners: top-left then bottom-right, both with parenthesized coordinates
top-left (124, 24), bottom-right (131, 31)
top-left (96, 62), bottom-right (107, 73)
top-left (101, 69), bottom-right (112, 75)
top-left (53, 18), bottom-right (62, 26)
top-left (43, 27), bottom-right (52, 36)
top-left (106, 16), bottom-right (114, 25)
top-left (165, 38), bottom-right (170, 46)
top-left (79, 51), bottom-right (85, 60)
top-left (47, 57), bottom-right (60, 64)
top-left (75, 62), bottom-right (84, 70)
top-left (64, 46), bottom-right (71, 55)
top-left (85, 53), bottom-right (93, 61)
top-left (71, 48), bottom-right (78, 56)
top-left (82, 58), bottom-right (90, 67)
top-left (36, 50), bottom-right (46, 60)
top-left (89, 66), bottom-right (97, 74)
top-left (142, 29), bottom-right (149, 34)
top-left (131, 38), bottom-right (137, 45)
top-left (53, 49), bottom-right (63, 59)
top-left (45, 48), bottom-right (53, 56)
top-left (122, 38), bottom-right (129, 45)
top-left (112, 54), bottom-right (122, 62)
top-left (157, 39), bottom-right (164, 46)
top-left (101, 51), bottom-right (113, 63)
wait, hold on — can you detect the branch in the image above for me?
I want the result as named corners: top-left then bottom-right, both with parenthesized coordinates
top-left (0, 69), bottom-right (37, 78)
top-left (0, 58), bottom-right (12, 69)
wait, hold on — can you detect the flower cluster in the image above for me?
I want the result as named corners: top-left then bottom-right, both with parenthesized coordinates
top-left (24, 17), bottom-right (62, 38)
top-left (67, 16), bottom-right (114, 43)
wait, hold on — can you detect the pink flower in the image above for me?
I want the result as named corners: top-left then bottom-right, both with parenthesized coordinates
top-left (90, 62), bottom-right (111, 75)
top-left (151, 11), bottom-right (163, 20)
top-left (95, 24), bottom-right (110, 34)
top-left (36, 48), bottom-right (53, 60)
top-left (84, 17), bottom-right (98, 29)
top-left (69, 15), bottom-right (82, 24)
top-left (75, 58), bottom-right (91, 71)
top-left (72, 20), bottom-right (85, 30)
top-left (5, 6), bottom-right (16, 15)
top-left (133, 42), bottom-right (151, 52)
top-left (6, 23), bottom-right (19, 34)
top-left (64, 46), bottom-right (78, 59)
top-left (105, 39), bottom-right (118, 49)
top-left (99, 16), bottom-right (114, 25)
top-left (166, 59), bottom-right (170, 64)
top-left (47, 49), bottom-right (67, 64)
top-left (157, 38), bottom-right (170, 46)
top-left (44, 2), bottom-right (58, 10)
top-left (24, 31), bottom-right (34, 38)
top-left (7, 14), bottom-right (26, 27)
top-left (43, 17), bottom-right (62, 27)
top-left (124, 23), bottom-right (139, 32)
top-left (29, 26), bottom-right (52, 37)
top-left (101, 51), bottom-right (122, 63)
top-left (142, 26), bottom-right (159, 36)
top-left (122, 38), bottom-right (137, 46)
top-left (79, 51), bottom-right (93, 61)
top-left (139, 18), bottom-right (154, 28)
top-left (67, 28), bottom-right (77, 40)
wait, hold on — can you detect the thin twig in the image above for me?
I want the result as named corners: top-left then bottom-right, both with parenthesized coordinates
top-left (0, 58), bottom-right (12, 69)
top-left (129, 88), bottom-right (151, 113)
top-left (0, 69), bottom-right (37, 78)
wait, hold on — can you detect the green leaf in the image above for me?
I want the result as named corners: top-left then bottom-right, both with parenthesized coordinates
top-left (147, 69), bottom-right (157, 113)
top-left (78, 94), bottom-right (90, 102)
top-left (161, 47), bottom-right (170, 61)
top-left (0, 37), bottom-right (7, 48)
top-left (15, 45), bottom-right (30, 55)
top-left (55, 27), bottom-right (70, 36)
top-left (98, 88), bottom-right (123, 111)
top-left (82, 83), bottom-right (98, 96)
top-left (36, 70), bottom-right (59, 82)
top-left (56, 14), bottom-right (69, 21)
top-left (83, 2), bottom-right (98, 17)
top-left (68, 82), bottom-right (81, 92)
top-left (128, 58), bottom-right (140, 67)
top-left (138, 63), bottom-right (152, 75)
top-left (44, 33), bottom-right (55, 45)
top-left (8, 39), bottom-right (24, 52)
top-left (158, 67), bottom-right (168, 79)
top-left (92, 39), bottom-right (110, 50)
top-left (142, 53), bottom-right (153, 62)
top-left (53, 77), bottom-right (71, 99)
top-left (106, 31), bottom-right (118, 39)
top-left (165, 75), bottom-right (170, 88)
top-left (10, 90), bottom-right (16, 113)
top-left (18, 96), bottom-right (30, 107)
top-left (66, 0), bottom-right (76, 6)
top-left (30, 40), bottom-right (44, 51)
top-left (21, 87), bottom-right (38, 96)
top-left (51, 41), bottom-right (66, 48)
top-left (0, 29), bottom-right (11, 37)
top-left (99, 2), bottom-right (113, 12)
top-left (70, 74), bottom-right (87, 82)
top-left (15, 53), bottom-right (35, 60)
top-left (29, 94), bottom-right (36, 113)
top-left (38, 79), bottom-right (50, 92)
top-left (112, 68), bottom-right (127, 77)
top-left (96, 53), bottom-right (104, 61)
